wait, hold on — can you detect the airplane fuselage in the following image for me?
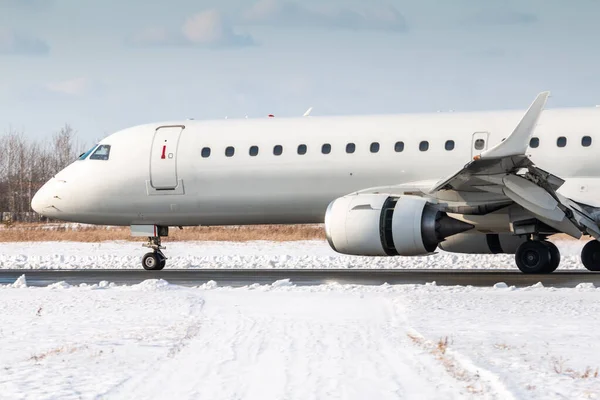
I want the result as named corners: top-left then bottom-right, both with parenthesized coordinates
top-left (32, 107), bottom-right (600, 226)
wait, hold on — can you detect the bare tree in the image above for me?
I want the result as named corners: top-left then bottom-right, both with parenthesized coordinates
top-left (4, 131), bottom-right (24, 213)
top-left (52, 124), bottom-right (79, 174)
top-left (0, 124), bottom-right (84, 219)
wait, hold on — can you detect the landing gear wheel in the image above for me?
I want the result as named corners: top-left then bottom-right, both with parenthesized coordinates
top-left (515, 241), bottom-right (552, 274)
top-left (157, 253), bottom-right (166, 270)
top-left (141, 231), bottom-right (168, 271)
top-left (142, 252), bottom-right (165, 271)
top-left (581, 240), bottom-right (600, 271)
top-left (543, 241), bottom-right (561, 273)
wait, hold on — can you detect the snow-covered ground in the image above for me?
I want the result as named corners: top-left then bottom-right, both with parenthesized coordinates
top-left (1, 239), bottom-right (597, 399)
top-left (0, 279), bottom-right (599, 399)
top-left (0, 239), bottom-right (590, 270)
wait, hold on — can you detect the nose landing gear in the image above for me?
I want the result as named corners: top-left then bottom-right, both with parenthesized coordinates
top-left (142, 236), bottom-right (167, 271)
top-left (131, 225), bottom-right (169, 271)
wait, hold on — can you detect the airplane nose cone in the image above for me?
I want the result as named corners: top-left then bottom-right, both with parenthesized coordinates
top-left (31, 181), bottom-right (52, 216)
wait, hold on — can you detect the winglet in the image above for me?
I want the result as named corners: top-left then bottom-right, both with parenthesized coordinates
top-left (480, 91), bottom-right (550, 159)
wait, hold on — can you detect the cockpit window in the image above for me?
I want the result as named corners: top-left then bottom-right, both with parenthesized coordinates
top-left (89, 144), bottom-right (111, 160)
top-left (78, 145), bottom-right (98, 160)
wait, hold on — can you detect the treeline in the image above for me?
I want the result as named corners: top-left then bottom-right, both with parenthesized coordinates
top-left (0, 125), bottom-right (84, 219)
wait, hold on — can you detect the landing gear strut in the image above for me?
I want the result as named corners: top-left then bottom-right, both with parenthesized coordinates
top-left (515, 239), bottom-right (561, 274)
top-left (131, 225), bottom-right (169, 271)
top-left (142, 236), bottom-right (166, 271)
top-left (581, 240), bottom-right (600, 272)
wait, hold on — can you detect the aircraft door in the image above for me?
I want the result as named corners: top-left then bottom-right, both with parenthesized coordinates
top-left (471, 131), bottom-right (489, 158)
top-left (150, 125), bottom-right (184, 189)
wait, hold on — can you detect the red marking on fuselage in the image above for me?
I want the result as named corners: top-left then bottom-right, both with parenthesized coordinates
top-left (161, 146), bottom-right (166, 159)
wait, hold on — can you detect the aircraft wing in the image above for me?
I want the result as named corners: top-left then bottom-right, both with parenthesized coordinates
top-left (430, 91), bottom-right (550, 194)
top-left (429, 91), bottom-right (600, 239)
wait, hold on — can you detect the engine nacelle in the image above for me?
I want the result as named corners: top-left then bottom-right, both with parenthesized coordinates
top-left (325, 194), bottom-right (473, 256)
top-left (438, 233), bottom-right (527, 254)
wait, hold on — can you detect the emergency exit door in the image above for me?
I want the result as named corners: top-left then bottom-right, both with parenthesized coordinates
top-left (471, 131), bottom-right (489, 158)
top-left (150, 126), bottom-right (184, 189)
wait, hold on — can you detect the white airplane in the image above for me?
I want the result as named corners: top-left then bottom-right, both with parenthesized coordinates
top-left (31, 92), bottom-right (600, 273)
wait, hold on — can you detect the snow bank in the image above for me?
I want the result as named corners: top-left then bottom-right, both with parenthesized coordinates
top-left (0, 239), bottom-right (589, 270)
top-left (129, 278), bottom-right (174, 291)
top-left (11, 274), bottom-right (27, 288)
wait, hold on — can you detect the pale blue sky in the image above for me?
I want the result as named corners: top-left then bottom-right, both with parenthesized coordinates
top-left (1, 0), bottom-right (599, 143)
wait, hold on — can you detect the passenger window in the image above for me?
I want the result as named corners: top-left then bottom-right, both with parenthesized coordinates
top-left (90, 144), bottom-right (111, 160)
top-left (419, 141), bottom-right (429, 152)
top-left (557, 136), bottom-right (567, 148)
top-left (249, 146), bottom-right (259, 156)
top-left (394, 141), bottom-right (404, 152)
top-left (201, 147), bottom-right (211, 158)
top-left (225, 146), bottom-right (235, 157)
top-left (322, 143), bottom-right (331, 154)
top-left (582, 136), bottom-right (592, 147)
top-left (346, 143), bottom-right (355, 154)
top-left (370, 142), bottom-right (380, 153)
top-left (273, 145), bottom-right (283, 156)
top-left (445, 140), bottom-right (455, 151)
top-left (297, 144), bottom-right (307, 155)
top-left (474, 139), bottom-right (485, 150)
top-left (529, 137), bottom-right (539, 148)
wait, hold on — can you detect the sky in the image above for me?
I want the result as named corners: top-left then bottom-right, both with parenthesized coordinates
top-left (1, 0), bottom-right (600, 144)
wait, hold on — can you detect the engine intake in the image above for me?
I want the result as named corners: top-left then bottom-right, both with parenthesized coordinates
top-left (325, 194), bottom-right (474, 256)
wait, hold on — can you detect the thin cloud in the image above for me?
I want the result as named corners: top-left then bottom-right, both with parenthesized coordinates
top-left (243, 0), bottom-right (408, 32)
top-left (130, 9), bottom-right (254, 49)
top-left (463, 9), bottom-right (538, 26)
top-left (0, 0), bottom-right (53, 8)
top-left (45, 77), bottom-right (89, 96)
top-left (0, 29), bottom-right (49, 56)
top-left (130, 27), bottom-right (177, 47)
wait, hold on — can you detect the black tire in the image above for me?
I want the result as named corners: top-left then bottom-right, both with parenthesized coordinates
top-left (142, 252), bottom-right (162, 271)
top-left (543, 241), bottom-right (561, 273)
top-left (581, 240), bottom-right (600, 272)
top-left (156, 253), bottom-right (167, 270)
top-left (515, 241), bottom-right (552, 274)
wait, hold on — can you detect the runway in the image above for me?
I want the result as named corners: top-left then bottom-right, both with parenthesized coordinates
top-left (0, 269), bottom-right (598, 288)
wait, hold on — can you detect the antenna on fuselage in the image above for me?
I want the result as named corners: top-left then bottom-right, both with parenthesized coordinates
top-left (303, 107), bottom-right (313, 117)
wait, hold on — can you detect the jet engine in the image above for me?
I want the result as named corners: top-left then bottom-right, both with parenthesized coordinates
top-left (438, 233), bottom-right (527, 254)
top-left (324, 194), bottom-right (474, 256)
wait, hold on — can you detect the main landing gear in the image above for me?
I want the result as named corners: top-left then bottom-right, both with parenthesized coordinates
top-left (515, 239), bottom-right (560, 274)
top-left (581, 240), bottom-right (600, 272)
top-left (515, 237), bottom-right (600, 273)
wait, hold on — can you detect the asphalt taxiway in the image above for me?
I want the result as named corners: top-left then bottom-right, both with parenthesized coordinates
top-left (0, 269), bottom-right (598, 288)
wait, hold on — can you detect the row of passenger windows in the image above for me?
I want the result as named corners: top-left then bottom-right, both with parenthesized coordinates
top-left (200, 135), bottom-right (594, 158)
top-left (201, 140), bottom-right (453, 158)
top-left (529, 136), bottom-right (593, 148)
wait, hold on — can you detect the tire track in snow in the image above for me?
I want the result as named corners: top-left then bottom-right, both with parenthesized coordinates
top-left (392, 298), bottom-right (517, 399)
top-left (108, 290), bottom-right (476, 400)
top-left (98, 292), bottom-right (206, 399)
